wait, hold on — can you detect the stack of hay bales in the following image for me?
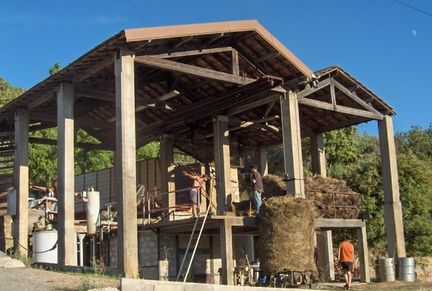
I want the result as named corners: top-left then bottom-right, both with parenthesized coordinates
top-left (261, 175), bottom-right (360, 219)
top-left (256, 196), bottom-right (317, 274)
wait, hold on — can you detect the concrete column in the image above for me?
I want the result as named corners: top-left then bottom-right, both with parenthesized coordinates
top-left (220, 220), bottom-right (234, 285)
top-left (14, 109), bottom-right (29, 257)
top-left (114, 49), bottom-right (139, 278)
top-left (378, 116), bottom-right (406, 258)
top-left (357, 226), bottom-right (370, 283)
top-left (280, 91), bottom-right (305, 197)
top-left (213, 116), bottom-right (231, 214)
top-left (57, 83), bottom-right (76, 267)
top-left (160, 134), bottom-right (175, 218)
top-left (311, 133), bottom-right (327, 177)
top-left (255, 146), bottom-right (268, 176)
top-left (316, 230), bottom-right (334, 281)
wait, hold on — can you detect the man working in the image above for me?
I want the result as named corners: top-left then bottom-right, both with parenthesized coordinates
top-left (250, 165), bottom-right (264, 215)
top-left (338, 234), bottom-right (355, 290)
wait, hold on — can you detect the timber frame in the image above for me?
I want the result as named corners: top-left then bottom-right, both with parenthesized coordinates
top-left (0, 20), bottom-right (405, 283)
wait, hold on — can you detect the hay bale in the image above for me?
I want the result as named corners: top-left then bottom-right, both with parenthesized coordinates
top-left (262, 174), bottom-right (285, 198)
top-left (256, 196), bottom-right (317, 274)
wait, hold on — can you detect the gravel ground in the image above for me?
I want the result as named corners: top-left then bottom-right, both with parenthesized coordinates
top-left (321, 281), bottom-right (432, 290)
top-left (0, 267), bottom-right (120, 291)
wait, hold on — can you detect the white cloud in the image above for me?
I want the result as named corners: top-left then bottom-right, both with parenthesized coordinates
top-left (411, 29), bottom-right (417, 37)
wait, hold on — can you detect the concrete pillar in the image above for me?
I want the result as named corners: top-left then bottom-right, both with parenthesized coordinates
top-left (220, 220), bottom-right (234, 285)
top-left (280, 91), bottom-right (305, 197)
top-left (114, 49), bottom-right (139, 278)
top-left (311, 133), bottom-right (327, 177)
top-left (213, 115), bottom-right (231, 214)
top-left (357, 226), bottom-right (370, 283)
top-left (57, 83), bottom-right (76, 267)
top-left (14, 109), bottom-right (29, 257)
top-left (316, 230), bottom-right (334, 281)
top-left (378, 116), bottom-right (406, 258)
top-left (160, 134), bottom-right (175, 218)
top-left (255, 146), bottom-right (268, 176)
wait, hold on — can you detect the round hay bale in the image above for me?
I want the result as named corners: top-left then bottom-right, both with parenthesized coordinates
top-left (256, 196), bottom-right (317, 274)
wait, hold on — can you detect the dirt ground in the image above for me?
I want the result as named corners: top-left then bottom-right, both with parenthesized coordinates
top-left (321, 280), bottom-right (432, 290)
top-left (0, 267), bottom-right (120, 291)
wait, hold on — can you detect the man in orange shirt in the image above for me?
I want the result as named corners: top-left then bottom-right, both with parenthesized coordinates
top-left (338, 235), bottom-right (354, 289)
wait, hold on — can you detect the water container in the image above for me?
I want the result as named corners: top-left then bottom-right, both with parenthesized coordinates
top-left (33, 230), bottom-right (58, 264)
top-left (86, 188), bottom-right (100, 235)
top-left (7, 188), bottom-right (16, 216)
top-left (399, 257), bottom-right (415, 282)
top-left (379, 258), bottom-right (395, 282)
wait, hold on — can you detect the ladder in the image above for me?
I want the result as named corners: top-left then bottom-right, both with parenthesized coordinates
top-left (176, 201), bottom-right (212, 282)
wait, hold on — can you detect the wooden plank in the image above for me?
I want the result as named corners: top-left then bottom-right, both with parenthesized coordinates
top-left (28, 91), bottom-right (55, 110)
top-left (298, 97), bottom-right (383, 120)
top-left (227, 94), bottom-right (280, 116)
top-left (231, 49), bottom-right (240, 76)
top-left (135, 56), bottom-right (256, 85)
top-left (73, 57), bottom-right (113, 83)
top-left (148, 46), bottom-right (233, 59)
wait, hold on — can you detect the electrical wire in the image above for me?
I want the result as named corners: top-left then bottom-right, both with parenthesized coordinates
top-left (126, 0), bottom-right (151, 25)
top-left (392, 0), bottom-right (432, 17)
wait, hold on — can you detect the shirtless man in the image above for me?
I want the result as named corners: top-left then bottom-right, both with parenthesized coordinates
top-left (183, 171), bottom-right (209, 218)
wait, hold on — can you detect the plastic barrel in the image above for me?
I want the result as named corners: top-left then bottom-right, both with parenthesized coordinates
top-left (379, 258), bottom-right (395, 282)
top-left (398, 257), bottom-right (415, 282)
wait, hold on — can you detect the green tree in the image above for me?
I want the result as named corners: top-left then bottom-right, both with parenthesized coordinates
top-left (49, 62), bottom-right (62, 76)
top-left (0, 77), bottom-right (24, 108)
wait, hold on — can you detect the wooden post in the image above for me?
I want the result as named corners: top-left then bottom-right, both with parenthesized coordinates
top-left (220, 220), bottom-right (234, 285)
top-left (231, 49), bottom-right (240, 76)
top-left (160, 134), bottom-right (175, 218)
top-left (57, 83), bottom-right (76, 266)
top-left (357, 226), bottom-right (370, 283)
top-left (14, 109), bottom-right (29, 257)
top-left (213, 115), bottom-right (231, 214)
top-left (311, 133), bottom-right (327, 177)
top-left (378, 116), bottom-right (406, 258)
top-left (280, 91), bottom-right (305, 197)
top-left (255, 146), bottom-right (268, 176)
top-left (316, 230), bottom-right (334, 281)
top-left (115, 49), bottom-right (139, 278)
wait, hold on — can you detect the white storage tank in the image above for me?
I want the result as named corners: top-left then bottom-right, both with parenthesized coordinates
top-left (86, 188), bottom-right (100, 235)
top-left (32, 230), bottom-right (58, 264)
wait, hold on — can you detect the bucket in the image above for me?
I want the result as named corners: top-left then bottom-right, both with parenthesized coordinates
top-left (398, 257), bottom-right (415, 282)
top-left (32, 230), bottom-right (58, 264)
top-left (379, 258), bottom-right (395, 282)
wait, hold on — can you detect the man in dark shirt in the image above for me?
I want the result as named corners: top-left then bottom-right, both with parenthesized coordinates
top-left (250, 165), bottom-right (264, 215)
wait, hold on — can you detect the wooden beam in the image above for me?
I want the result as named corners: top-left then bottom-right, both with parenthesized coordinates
top-left (156, 90), bottom-right (180, 101)
top-left (297, 78), bottom-right (331, 99)
top-left (227, 94), bottom-right (280, 116)
top-left (28, 137), bottom-right (110, 151)
top-left (298, 97), bottom-right (383, 120)
top-left (232, 49), bottom-right (239, 76)
top-left (332, 79), bottom-right (382, 115)
top-left (28, 91), bottom-right (55, 110)
top-left (148, 46), bottom-right (233, 59)
top-left (314, 218), bottom-right (365, 229)
top-left (73, 57), bottom-right (113, 83)
top-left (135, 56), bottom-right (256, 85)
top-left (30, 111), bottom-right (114, 130)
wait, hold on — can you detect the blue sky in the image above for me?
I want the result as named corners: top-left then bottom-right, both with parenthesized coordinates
top-left (1, 0), bottom-right (431, 134)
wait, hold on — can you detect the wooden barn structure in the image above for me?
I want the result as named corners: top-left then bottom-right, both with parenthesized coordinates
top-left (0, 20), bottom-right (405, 284)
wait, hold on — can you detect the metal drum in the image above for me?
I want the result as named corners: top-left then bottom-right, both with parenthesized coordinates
top-left (398, 257), bottom-right (415, 282)
top-left (379, 258), bottom-right (395, 282)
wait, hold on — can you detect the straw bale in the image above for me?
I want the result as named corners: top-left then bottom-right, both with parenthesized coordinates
top-left (256, 196), bottom-right (317, 274)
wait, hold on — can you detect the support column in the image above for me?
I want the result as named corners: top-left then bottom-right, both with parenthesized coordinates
top-left (14, 109), bottom-right (29, 257)
top-left (114, 49), bottom-right (138, 278)
top-left (378, 116), bottom-right (406, 258)
top-left (57, 83), bottom-right (76, 266)
top-left (255, 146), bottom-right (268, 176)
top-left (357, 226), bottom-right (370, 283)
top-left (160, 134), bottom-right (175, 218)
top-left (280, 91), bottom-right (305, 197)
top-left (311, 133), bottom-right (327, 177)
top-left (316, 230), bottom-right (334, 281)
top-left (220, 220), bottom-right (234, 285)
top-left (213, 116), bottom-right (231, 214)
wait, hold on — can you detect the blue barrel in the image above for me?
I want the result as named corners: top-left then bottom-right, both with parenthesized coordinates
top-left (379, 258), bottom-right (395, 282)
top-left (398, 257), bottom-right (415, 282)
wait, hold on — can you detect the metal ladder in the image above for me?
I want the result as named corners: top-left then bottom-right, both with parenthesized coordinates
top-left (176, 201), bottom-right (212, 282)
